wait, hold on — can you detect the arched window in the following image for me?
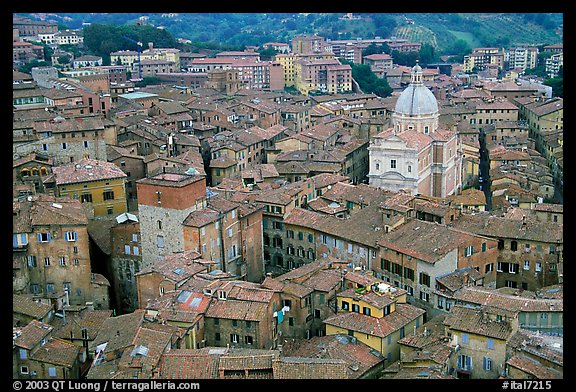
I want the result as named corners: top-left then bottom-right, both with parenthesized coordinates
top-left (21, 169), bottom-right (30, 177)
top-left (40, 167), bottom-right (48, 176)
top-left (32, 168), bottom-right (39, 176)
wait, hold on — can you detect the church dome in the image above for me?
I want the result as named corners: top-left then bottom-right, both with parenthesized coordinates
top-left (394, 62), bottom-right (438, 116)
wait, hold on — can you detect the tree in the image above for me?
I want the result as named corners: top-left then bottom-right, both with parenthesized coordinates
top-left (350, 63), bottom-right (392, 98)
top-left (134, 76), bottom-right (162, 87)
top-left (362, 42), bottom-right (390, 57)
top-left (18, 60), bottom-right (50, 74)
top-left (391, 50), bottom-right (419, 67)
top-left (259, 47), bottom-right (277, 61)
top-left (57, 55), bottom-right (71, 65)
top-left (544, 76), bottom-right (563, 97)
top-left (418, 43), bottom-right (438, 66)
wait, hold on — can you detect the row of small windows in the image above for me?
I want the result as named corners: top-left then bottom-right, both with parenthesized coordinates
top-left (375, 160), bottom-right (411, 172)
top-left (27, 255), bottom-right (79, 268)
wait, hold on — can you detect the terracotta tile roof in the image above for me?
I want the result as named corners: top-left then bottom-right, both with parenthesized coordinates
top-left (159, 350), bottom-right (220, 379)
top-left (13, 294), bottom-right (53, 321)
top-left (301, 269), bottom-right (342, 293)
top-left (242, 164), bottom-right (280, 182)
top-left (339, 287), bottom-right (397, 309)
top-left (51, 309), bottom-right (112, 341)
top-left (398, 315), bottom-right (454, 367)
top-left (453, 287), bottom-right (563, 313)
top-left (137, 250), bottom-right (205, 282)
top-left (14, 320), bottom-right (53, 350)
top-left (228, 285), bottom-right (276, 303)
top-left (118, 326), bottom-right (173, 372)
top-left (106, 145), bottom-right (143, 161)
top-left (281, 334), bottom-right (384, 378)
top-left (451, 213), bottom-right (563, 243)
top-left (536, 284), bottom-right (563, 300)
top-left (183, 209), bottom-right (220, 227)
top-left (391, 367), bottom-right (455, 379)
top-left (275, 258), bottom-right (332, 283)
top-left (281, 282), bottom-right (314, 298)
top-left (52, 158), bottom-right (126, 185)
top-left (437, 269), bottom-right (482, 295)
top-left (154, 101), bottom-right (189, 115)
top-left (300, 124), bottom-right (340, 142)
top-left (260, 277), bottom-right (285, 292)
top-left (507, 330), bottom-right (563, 366)
top-left (322, 183), bottom-right (392, 207)
top-left (307, 197), bottom-right (348, 215)
top-left (323, 303), bottom-right (425, 338)
top-left (219, 351), bottom-right (276, 371)
top-left (86, 216), bottom-right (117, 255)
top-left (443, 305), bottom-right (514, 340)
top-left (398, 315), bottom-right (448, 350)
top-left (523, 97), bottom-right (563, 117)
top-left (507, 354), bottom-right (562, 378)
top-left (392, 129), bottom-right (433, 152)
top-left (86, 357), bottom-right (123, 378)
top-left (34, 116), bottom-right (105, 134)
top-left (14, 195), bottom-right (88, 231)
top-left (148, 293), bottom-right (207, 324)
top-left (90, 310), bottom-right (145, 353)
top-left (12, 151), bottom-right (55, 168)
top-left (31, 338), bottom-right (80, 367)
top-left (413, 198), bottom-right (453, 217)
top-left (449, 188), bottom-right (486, 206)
top-left (136, 172), bottom-right (204, 187)
top-left (533, 203), bottom-right (563, 213)
top-left (209, 155), bottom-right (237, 168)
top-left (273, 357), bottom-right (348, 379)
top-left (377, 219), bottom-right (478, 263)
top-left (344, 271), bottom-right (381, 288)
top-left (205, 299), bottom-right (269, 322)
top-left (253, 181), bottom-right (304, 206)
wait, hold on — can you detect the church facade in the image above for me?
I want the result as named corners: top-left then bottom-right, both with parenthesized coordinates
top-left (368, 62), bottom-right (462, 197)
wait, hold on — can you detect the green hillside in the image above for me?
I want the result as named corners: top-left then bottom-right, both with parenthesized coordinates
top-left (17, 13), bottom-right (562, 55)
top-left (399, 13), bottom-right (563, 52)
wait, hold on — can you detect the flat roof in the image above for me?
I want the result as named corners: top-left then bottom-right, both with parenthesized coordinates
top-left (118, 92), bottom-right (159, 100)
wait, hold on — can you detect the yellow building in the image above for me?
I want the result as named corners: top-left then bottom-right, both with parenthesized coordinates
top-left (110, 50), bottom-right (139, 68)
top-left (275, 54), bottom-right (297, 86)
top-left (278, 52), bottom-right (337, 93)
top-left (51, 158), bottom-right (127, 217)
top-left (444, 305), bottom-right (517, 379)
top-left (141, 44), bottom-right (181, 70)
top-left (323, 282), bottom-right (425, 366)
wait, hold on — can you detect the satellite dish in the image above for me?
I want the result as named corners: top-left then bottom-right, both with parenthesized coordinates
top-left (27, 196), bottom-right (33, 202)
top-left (327, 185), bottom-right (332, 190)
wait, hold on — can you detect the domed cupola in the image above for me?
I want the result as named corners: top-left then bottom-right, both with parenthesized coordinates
top-left (392, 61), bottom-right (439, 134)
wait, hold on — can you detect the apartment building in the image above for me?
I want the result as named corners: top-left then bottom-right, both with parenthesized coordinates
top-left (324, 282), bottom-right (425, 366)
top-left (507, 47), bottom-right (538, 71)
top-left (12, 195), bottom-right (109, 308)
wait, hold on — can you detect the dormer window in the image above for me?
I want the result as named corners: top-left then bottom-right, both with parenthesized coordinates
top-left (218, 291), bottom-right (227, 300)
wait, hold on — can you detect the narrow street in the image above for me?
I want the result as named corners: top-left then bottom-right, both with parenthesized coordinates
top-left (478, 128), bottom-right (492, 211)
